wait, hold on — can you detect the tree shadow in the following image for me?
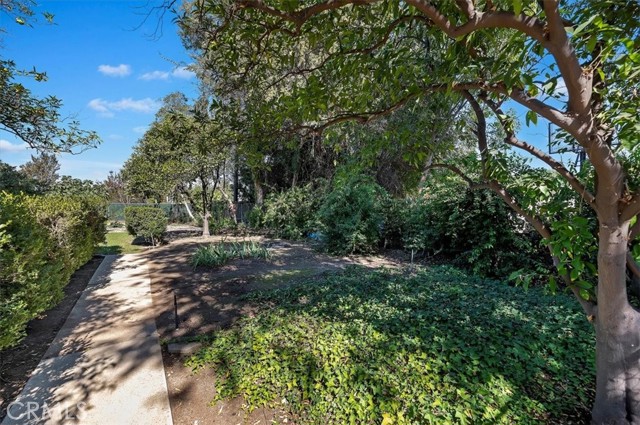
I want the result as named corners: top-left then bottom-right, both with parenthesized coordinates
top-left (194, 266), bottom-right (595, 423)
top-left (1, 254), bottom-right (170, 424)
top-left (96, 245), bottom-right (123, 255)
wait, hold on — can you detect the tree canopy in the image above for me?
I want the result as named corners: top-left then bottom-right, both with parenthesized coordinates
top-left (178, 0), bottom-right (640, 421)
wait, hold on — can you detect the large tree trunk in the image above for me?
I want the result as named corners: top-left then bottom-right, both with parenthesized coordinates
top-left (592, 222), bottom-right (640, 424)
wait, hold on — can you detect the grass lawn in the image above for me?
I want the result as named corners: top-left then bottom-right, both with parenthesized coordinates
top-left (188, 266), bottom-right (595, 424)
top-left (96, 232), bottom-right (146, 255)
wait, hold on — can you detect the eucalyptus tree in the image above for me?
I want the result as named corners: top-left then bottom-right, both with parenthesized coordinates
top-left (180, 0), bottom-right (640, 420)
top-left (122, 92), bottom-right (231, 236)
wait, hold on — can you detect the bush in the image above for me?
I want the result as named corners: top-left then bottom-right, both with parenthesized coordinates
top-left (124, 206), bottom-right (168, 246)
top-left (405, 186), bottom-right (547, 278)
top-left (188, 266), bottom-right (594, 424)
top-left (0, 192), bottom-right (106, 349)
top-left (29, 194), bottom-right (107, 271)
top-left (317, 176), bottom-right (385, 254)
top-left (261, 184), bottom-right (321, 240)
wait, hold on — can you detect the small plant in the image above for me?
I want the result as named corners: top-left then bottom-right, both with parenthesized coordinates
top-left (191, 240), bottom-right (270, 268)
top-left (124, 206), bottom-right (168, 246)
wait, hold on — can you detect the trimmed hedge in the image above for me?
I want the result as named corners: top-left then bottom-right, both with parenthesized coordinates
top-left (0, 192), bottom-right (107, 349)
top-left (124, 206), bottom-right (168, 246)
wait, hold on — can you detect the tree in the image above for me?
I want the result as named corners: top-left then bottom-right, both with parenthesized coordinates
top-left (103, 171), bottom-right (131, 203)
top-left (19, 152), bottom-right (59, 192)
top-left (1, 1), bottom-right (100, 154)
top-left (0, 160), bottom-right (37, 194)
top-left (122, 92), bottom-right (231, 236)
top-left (50, 176), bottom-right (107, 198)
top-left (181, 0), bottom-right (640, 421)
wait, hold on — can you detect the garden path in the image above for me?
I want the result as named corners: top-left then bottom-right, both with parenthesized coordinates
top-left (0, 254), bottom-right (172, 425)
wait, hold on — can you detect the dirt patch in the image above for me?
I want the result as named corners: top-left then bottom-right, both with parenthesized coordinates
top-left (148, 234), bottom-right (404, 425)
top-left (0, 256), bottom-right (104, 420)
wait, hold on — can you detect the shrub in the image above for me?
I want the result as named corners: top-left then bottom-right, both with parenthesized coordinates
top-left (188, 266), bottom-right (594, 424)
top-left (261, 184), bottom-right (321, 240)
top-left (407, 186), bottom-right (547, 278)
top-left (191, 241), bottom-right (270, 268)
top-left (124, 206), bottom-right (168, 246)
top-left (0, 191), bottom-right (106, 349)
top-left (317, 176), bottom-right (385, 254)
top-left (29, 194), bottom-right (107, 271)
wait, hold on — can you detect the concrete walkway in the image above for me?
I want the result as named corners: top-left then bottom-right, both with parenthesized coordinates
top-left (2, 254), bottom-right (172, 425)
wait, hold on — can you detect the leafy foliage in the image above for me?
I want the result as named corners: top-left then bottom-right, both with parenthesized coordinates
top-left (188, 266), bottom-right (594, 424)
top-left (0, 160), bottom-right (37, 194)
top-left (191, 241), bottom-right (270, 268)
top-left (29, 194), bottom-right (107, 271)
top-left (317, 176), bottom-right (386, 254)
top-left (0, 191), bottom-right (106, 349)
top-left (260, 183), bottom-right (323, 240)
top-left (19, 152), bottom-right (60, 192)
top-left (124, 206), bottom-right (168, 246)
top-left (416, 184), bottom-right (547, 278)
top-left (0, 60), bottom-right (100, 153)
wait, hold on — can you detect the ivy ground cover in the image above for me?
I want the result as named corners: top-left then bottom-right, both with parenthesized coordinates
top-left (188, 266), bottom-right (594, 424)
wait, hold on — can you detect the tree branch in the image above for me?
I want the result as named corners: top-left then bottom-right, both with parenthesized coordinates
top-left (542, 0), bottom-right (592, 115)
top-left (426, 163), bottom-right (475, 186)
top-left (405, 0), bottom-right (547, 44)
top-left (460, 90), bottom-right (488, 174)
top-left (621, 193), bottom-right (640, 223)
top-left (481, 95), bottom-right (596, 206)
top-left (266, 15), bottom-right (430, 91)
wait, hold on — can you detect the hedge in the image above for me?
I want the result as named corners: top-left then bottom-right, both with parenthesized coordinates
top-left (0, 192), bottom-right (107, 349)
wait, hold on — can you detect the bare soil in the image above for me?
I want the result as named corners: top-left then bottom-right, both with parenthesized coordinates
top-left (0, 256), bottom-right (105, 421)
top-left (147, 232), bottom-right (404, 425)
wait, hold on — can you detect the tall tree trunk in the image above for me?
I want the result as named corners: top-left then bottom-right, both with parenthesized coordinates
top-left (592, 221), bottom-right (640, 424)
top-left (201, 181), bottom-right (211, 237)
top-left (253, 172), bottom-right (264, 206)
top-left (217, 186), bottom-right (238, 224)
top-left (181, 195), bottom-right (196, 221)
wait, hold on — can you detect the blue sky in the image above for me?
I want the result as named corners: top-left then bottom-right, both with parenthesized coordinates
top-left (1, 0), bottom-right (198, 181)
top-left (0, 1), bottom-right (575, 181)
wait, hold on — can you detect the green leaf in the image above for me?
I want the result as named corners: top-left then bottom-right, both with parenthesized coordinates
top-left (513, 0), bottom-right (522, 15)
top-left (579, 288), bottom-right (590, 300)
top-left (525, 110), bottom-right (538, 126)
top-left (586, 35), bottom-right (598, 53)
top-left (571, 14), bottom-right (598, 37)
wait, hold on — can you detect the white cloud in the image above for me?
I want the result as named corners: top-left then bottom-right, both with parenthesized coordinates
top-left (97, 64), bottom-right (132, 77)
top-left (172, 66), bottom-right (195, 79)
top-left (133, 126), bottom-right (148, 134)
top-left (140, 70), bottom-right (170, 81)
top-left (0, 139), bottom-right (29, 153)
top-left (88, 97), bottom-right (160, 117)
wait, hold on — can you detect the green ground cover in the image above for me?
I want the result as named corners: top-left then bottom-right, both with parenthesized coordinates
top-left (188, 266), bottom-right (594, 424)
top-left (96, 232), bottom-right (145, 255)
